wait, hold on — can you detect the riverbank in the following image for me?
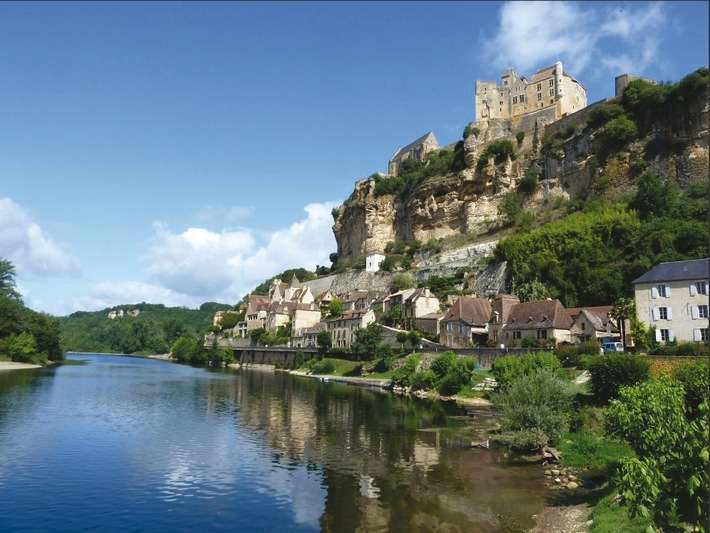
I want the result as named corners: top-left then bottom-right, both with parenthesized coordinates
top-left (0, 361), bottom-right (43, 371)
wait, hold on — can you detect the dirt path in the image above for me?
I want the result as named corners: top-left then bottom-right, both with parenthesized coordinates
top-left (529, 502), bottom-right (592, 532)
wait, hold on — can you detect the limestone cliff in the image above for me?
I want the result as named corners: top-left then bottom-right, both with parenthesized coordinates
top-left (333, 83), bottom-right (709, 265)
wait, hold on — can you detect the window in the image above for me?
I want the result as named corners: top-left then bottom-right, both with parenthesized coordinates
top-left (693, 281), bottom-right (708, 295)
top-left (519, 94), bottom-right (524, 102)
top-left (653, 284), bottom-right (670, 298)
top-left (513, 331), bottom-right (521, 340)
top-left (537, 83), bottom-right (541, 91)
top-left (581, 322), bottom-right (586, 330)
top-left (549, 89), bottom-right (554, 96)
top-left (536, 329), bottom-right (547, 339)
top-left (660, 329), bottom-right (670, 342)
top-left (693, 305), bottom-right (709, 319)
top-left (537, 93), bottom-right (542, 101)
top-left (513, 96), bottom-right (518, 104)
top-left (659, 307), bottom-right (668, 320)
top-left (549, 79), bottom-right (554, 87)
top-left (699, 329), bottom-right (709, 341)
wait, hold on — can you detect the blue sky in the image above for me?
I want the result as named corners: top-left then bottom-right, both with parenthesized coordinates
top-left (1, 1), bottom-right (708, 317)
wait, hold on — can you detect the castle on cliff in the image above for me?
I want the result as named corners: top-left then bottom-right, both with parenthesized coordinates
top-left (475, 61), bottom-right (587, 122)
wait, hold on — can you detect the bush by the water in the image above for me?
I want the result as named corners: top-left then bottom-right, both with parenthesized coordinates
top-left (491, 351), bottom-right (562, 389)
top-left (490, 368), bottom-right (575, 448)
top-left (588, 353), bottom-right (650, 403)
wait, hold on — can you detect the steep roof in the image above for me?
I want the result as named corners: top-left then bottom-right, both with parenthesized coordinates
top-left (443, 297), bottom-right (492, 326)
top-left (504, 299), bottom-right (573, 331)
top-left (632, 259), bottom-right (709, 284)
top-left (567, 305), bottom-right (613, 320)
top-left (390, 131), bottom-right (438, 161)
top-left (577, 309), bottom-right (620, 333)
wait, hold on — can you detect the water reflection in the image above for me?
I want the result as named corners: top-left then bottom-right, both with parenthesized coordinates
top-left (0, 355), bottom-right (547, 532)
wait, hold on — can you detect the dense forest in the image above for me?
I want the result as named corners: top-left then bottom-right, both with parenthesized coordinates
top-left (58, 302), bottom-right (232, 355)
top-left (0, 259), bottom-right (63, 364)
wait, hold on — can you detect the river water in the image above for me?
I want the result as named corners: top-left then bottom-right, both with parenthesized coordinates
top-left (0, 353), bottom-right (549, 532)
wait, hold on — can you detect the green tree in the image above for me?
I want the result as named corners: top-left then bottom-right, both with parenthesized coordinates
top-left (610, 296), bottom-right (635, 350)
top-left (396, 331), bottom-right (408, 349)
top-left (0, 332), bottom-right (39, 363)
top-left (497, 191), bottom-right (524, 225)
top-left (328, 297), bottom-right (343, 318)
top-left (604, 377), bottom-right (708, 531)
top-left (351, 323), bottom-right (383, 358)
top-left (162, 317), bottom-right (188, 345)
top-left (407, 330), bottom-right (423, 351)
top-left (316, 331), bottom-right (332, 358)
top-left (170, 335), bottom-right (198, 363)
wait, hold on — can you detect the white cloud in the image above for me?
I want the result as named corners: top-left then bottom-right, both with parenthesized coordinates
top-left (67, 280), bottom-right (192, 313)
top-left (485, 1), bottom-right (667, 82)
top-left (142, 201), bottom-right (339, 304)
top-left (0, 198), bottom-right (81, 276)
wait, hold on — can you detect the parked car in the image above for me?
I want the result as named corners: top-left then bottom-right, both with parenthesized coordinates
top-left (602, 342), bottom-right (624, 354)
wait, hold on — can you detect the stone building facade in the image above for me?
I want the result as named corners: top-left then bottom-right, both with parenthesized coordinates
top-left (475, 61), bottom-right (587, 123)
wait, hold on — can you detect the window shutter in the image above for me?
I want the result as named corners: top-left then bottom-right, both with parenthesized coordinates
top-left (652, 308), bottom-right (659, 321)
top-left (665, 284), bottom-right (671, 297)
top-left (651, 287), bottom-right (658, 299)
top-left (694, 328), bottom-right (701, 341)
top-left (705, 283), bottom-right (709, 294)
top-left (655, 329), bottom-right (661, 342)
top-left (667, 307), bottom-right (673, 320)
top-left (692, 306), bottom-right (699, 319)
top-left (669, 330), bottom-right (675, 341)
top-left (690, 283), bottom-right (697, 296)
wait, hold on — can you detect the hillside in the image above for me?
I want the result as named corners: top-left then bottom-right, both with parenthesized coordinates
top-left (333, 69), bottom-right (708, 263)
top-left (58, 302), bottom-right (232, 354)
top-left (324, 68), bottom-right (708, 308)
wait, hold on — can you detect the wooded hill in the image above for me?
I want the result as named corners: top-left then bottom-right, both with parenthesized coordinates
top-left (58, 302), bottom-right (232, 355)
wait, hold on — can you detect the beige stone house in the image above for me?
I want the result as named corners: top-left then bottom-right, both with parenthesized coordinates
top-left (440, 297), bottom-right (493, 348)
top-left (292, 322), bottom-right (326, 349)
top-left (487, 294), bottom-right (521, 345)
top-left (415, 312), bottom-right (444, 339)
top-left (245, 294), bottom-right (270, 331)
top-left (388, 131), bottom-right (439, 175)
top-left (402, 288), bottom-right (441, 330)
top-left (475, 61), bottom-right (586, 122)
top-left (326, 310), bottom-right (376, 349)
top-left (497, 299), bottom-right (573, 347)
top-left (568, 306), bottom-right (621, 344)
top-left (633, 259), bottom-right (709, 343)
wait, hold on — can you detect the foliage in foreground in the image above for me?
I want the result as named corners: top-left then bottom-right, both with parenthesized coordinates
top-left (604, 376), bottom-right (708, 532)
top-left (588, 353), bottom-right (650, 403)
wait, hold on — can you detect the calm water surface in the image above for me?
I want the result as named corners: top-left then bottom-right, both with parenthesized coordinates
top-left (0, 354), bottom-right (549, 532)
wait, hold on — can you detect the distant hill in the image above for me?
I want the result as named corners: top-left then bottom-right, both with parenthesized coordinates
top-left (58, 302), bottom-right (232, 355)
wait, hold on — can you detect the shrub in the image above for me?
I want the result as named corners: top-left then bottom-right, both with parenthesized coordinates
top-left (294, 350), bottom-right (305, 368)
top-left (603, 115), bottom-right (638, 145)
top-left (410, 370), bottom-right (436, 391)
top-left (518, 165), bottom-right (540, 195)
top-left (391, 355), bottom-right (420, 387)
top-left (521, 336), bottom-right (539, 348)
top-left (671, 358), bottom-right (709, 416)
top-left (490, 369), bottom-right (575, 446)
top-left (497, 191), bottom-right (524, 225)
top-left (516, 131), bottom-right (525, 147)
top-left (586, 103), bottom-right (625, 128)
top-left (436, 357), bottom-right (478, 396)
top-left (430, 351), bottom-right (458, 379)
top-left (492, 351), bottom-right (562, 389)
top-left (588, 353), bottom-right (650, 403)
top-left (312, 359), bottom-right (335, 374)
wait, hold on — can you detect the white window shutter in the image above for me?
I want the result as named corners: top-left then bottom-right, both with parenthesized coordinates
top-left (690, 283), bottom-right (697, 296)
top-left (651, 287), bottom-right (658, 299)
top-left (652, 308), bottom-right (659, 321)
top-left (655, 329), bottom-right (661, 342)
top-left (705, 283), bottom-right (709, 294)
top-left (694, 328), bottom-right (701, 341)
top-left (667, 307), bottom-right (673, 320)
top-left (669, 330), bottom-right (675, 341)
top-left (692, 306), bottom-right (699, 319)
top-left (665, 284), bottom-right (671, 297)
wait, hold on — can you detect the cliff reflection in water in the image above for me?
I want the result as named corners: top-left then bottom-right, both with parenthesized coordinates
top-left (225, 368), bottom-right (546, 532)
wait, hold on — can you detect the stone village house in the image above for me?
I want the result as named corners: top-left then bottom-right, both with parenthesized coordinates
top-left (388, 131), bottom-right (439, 176)
top-left (440, 296), bottom-right (493, 348)
top-left (633, 258), bottom-right (709, 343)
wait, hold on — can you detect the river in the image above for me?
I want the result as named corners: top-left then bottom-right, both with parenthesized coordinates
top-left (0, 353), bottom-right (549, 532)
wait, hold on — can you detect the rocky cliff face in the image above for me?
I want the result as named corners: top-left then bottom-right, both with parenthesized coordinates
top-left (333, 87), bottom-right (709, 264)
